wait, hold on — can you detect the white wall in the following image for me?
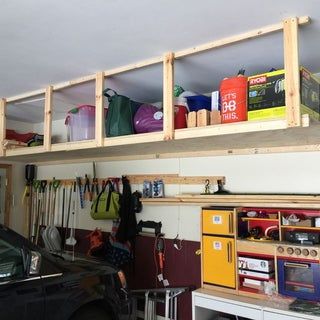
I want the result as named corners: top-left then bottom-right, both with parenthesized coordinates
top-left (10, 163), bottom-right (27, 232)
top-left (33, 118), bottom-right (68, 143)
top-left (0, 161), bottom-right (27, 233)
top-left (7, 119), bottom-right (34, 132)
top-left (0, 169), bottom-right (5, 225)
top-left (29, 151), bottom-right (320, 242)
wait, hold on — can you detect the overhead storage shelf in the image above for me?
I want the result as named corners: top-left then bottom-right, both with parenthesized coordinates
top-left (0, 16), bottom-right (316, 164)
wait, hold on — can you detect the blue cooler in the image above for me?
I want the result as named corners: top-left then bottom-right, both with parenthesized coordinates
top-left (186, 95), bottom-right (211, 112)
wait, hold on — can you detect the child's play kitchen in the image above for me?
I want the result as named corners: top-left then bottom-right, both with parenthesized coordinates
top-left (198, 204), bottom-right (320, 319)
top-left (202, 207), bottom-right (320, 299)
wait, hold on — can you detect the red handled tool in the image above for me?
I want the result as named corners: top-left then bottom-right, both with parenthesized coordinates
top-left (156, 236), bottom-right (165, 273)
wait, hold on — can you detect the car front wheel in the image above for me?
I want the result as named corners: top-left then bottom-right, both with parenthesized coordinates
top-left (70, 305), bottom-right (112, 320)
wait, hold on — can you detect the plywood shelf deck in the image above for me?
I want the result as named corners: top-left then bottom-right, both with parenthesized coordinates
top-left (241, 218), bottom-right (279, 222)
top-left (3, 118), bottom-right (320, 164)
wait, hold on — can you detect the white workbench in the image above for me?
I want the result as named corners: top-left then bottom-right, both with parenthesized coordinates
top-left (192, 289), bottom-right (320, 320)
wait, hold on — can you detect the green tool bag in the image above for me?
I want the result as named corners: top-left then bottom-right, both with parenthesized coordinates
top-left (104, 88), bottom-right (141, 137)
top-left (90, 180), bottom-right (120, 220)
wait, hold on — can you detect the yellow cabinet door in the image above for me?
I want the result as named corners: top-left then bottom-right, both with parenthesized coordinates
top-left (202, 235), bottom-right (236, 288)
top-left (202, 209), bottom-right (234, 235)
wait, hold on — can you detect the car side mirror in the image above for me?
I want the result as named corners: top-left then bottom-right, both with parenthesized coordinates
top-left (29, 251), bottom-right (41, 275)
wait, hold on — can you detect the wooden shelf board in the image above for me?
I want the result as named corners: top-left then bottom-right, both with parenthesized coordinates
top-left (104, 131), bottom-right (164, 147)
top-left (175, 119), bottom-right (288, 140)
top-left (140, 194), bottom-right (320, 208)
top-left (51, 140), bottom-right (96, 151)
top-left (241, 218), bottom-right (279, 222)
top-left (280, 225), bottom-right (320, 230)
top-left (5, 145), bottom-right (45, 156)
top-left (141, 197), bottom-right (178, 203)
top-left (3, 118), bottom-right (320, 164)
top-left (128, 174), bottom-right (225, 185)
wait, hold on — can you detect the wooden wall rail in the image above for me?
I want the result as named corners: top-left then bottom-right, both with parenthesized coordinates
top-left (125, 174), bottom-right (225, 185)
top-left (36, 175), bottom-right (225, 186)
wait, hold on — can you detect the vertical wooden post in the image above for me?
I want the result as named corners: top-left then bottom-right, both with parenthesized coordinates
top-left (0, 98), bottom-right (7, 157)
top-left (44, 86), bottom-right (53, 151)
top-left (95, 71), bottom-right (105, 147)
top-left (283, 17), bottom-right (301, 127)
top-left (163, 52), bottom-right (175, 140)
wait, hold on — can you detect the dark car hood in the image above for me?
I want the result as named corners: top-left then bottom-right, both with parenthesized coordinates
top-left (45, 250), bottom-right (118, 275)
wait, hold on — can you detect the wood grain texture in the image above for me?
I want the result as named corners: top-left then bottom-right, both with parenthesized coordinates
top-left (95, 72), bottom-right (105, 147)
top-left (44, 86), bottom-right (53, 151)
top-left (0, 99), bottom-right (6, 157)
top-left (163, 52), bottom-right (175, 140)
top-left (283, 17), bottom-right (301, 127)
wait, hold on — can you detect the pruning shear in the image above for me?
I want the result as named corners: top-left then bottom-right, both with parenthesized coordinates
top-left (91, 162), bottom-right (99, 199)
top-left (83, 174), bottom-right (92, 201)
top-left (76, 177), bottom-right (84, 209)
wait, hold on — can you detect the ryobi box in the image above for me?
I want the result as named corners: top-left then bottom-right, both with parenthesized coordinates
top-left (247, 67), bottom-right (320, 121)
top-left (300, 67), bottom-right (320, 121)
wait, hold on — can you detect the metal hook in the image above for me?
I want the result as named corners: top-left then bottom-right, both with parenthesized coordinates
top-left (204, 179), bottom-right (210, 194)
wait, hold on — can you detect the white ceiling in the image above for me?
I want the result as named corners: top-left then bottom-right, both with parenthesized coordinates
top-left (1, 0), bottom-right (320, 122)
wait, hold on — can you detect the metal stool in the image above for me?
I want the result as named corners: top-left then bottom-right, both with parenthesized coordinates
top-left (131, 287), bottom-right (188, 320)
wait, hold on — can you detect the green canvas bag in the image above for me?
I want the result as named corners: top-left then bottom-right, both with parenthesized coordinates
top-left (104, 88), bottom-right (141, 137)
top-left (90, 180), bottom-right (120, 220)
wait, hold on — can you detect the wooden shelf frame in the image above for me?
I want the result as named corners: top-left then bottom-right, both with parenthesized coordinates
top-left (141, 193), bottom-right (320, 209)
top-left (0, 16), bottom-right (313, 163)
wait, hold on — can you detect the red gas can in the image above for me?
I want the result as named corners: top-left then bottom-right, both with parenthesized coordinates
top-left (174, 105), bottom-right (188, 129)
top-left (220, 76), bottom-right (248, 123)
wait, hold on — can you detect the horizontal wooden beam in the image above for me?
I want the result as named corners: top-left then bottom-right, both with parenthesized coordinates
top-left (0, 98), bottom-right (6, 157)
top-left (104, 56), bottom-right (163, 76)
top-left (126, 174), bottom-right (225, 185)
top-left (6, 89), bottom-right (46, 103)
top-left (175, 16), bottom-right (310, 58)
top-left (53, 74), bottom-right (96, 91)
top-left (141, 193), bottom-right (320, 209)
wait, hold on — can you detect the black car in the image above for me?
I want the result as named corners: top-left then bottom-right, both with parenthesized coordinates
top-left (0, 225), bottom-right (133, 320)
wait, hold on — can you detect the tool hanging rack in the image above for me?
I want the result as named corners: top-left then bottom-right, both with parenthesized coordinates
top-left (36, 174), bottom-right (225, 186)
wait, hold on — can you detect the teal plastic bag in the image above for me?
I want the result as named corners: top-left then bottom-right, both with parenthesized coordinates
top-left (104, 89), bottom-right (141, 137)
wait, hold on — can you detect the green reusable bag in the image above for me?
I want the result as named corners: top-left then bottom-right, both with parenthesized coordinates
top-left (90, 181), bottom-right (120, 220)
top-left (104, 88), bottom-right (141, 137)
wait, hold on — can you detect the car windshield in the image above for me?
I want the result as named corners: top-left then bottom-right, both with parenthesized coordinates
top-left (0, 238), bottom-right (24, 280)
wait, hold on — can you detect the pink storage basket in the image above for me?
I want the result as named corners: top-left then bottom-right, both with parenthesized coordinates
top-left (65, 105), bottom-right (107, 142)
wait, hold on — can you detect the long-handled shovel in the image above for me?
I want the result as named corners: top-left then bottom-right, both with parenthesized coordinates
top-left (66, 181), bottom-right (77, 247)
top-left (47, 179), bottom-right (62, 251)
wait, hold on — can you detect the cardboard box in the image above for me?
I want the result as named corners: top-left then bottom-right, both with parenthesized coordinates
top-left (300, 67), bottom-right (320, 121)
top-left (238, 269), bottom-right (275, 279)
top-left (247, 67), bottom-right (320, 121)
top-left (238, 256), bottom-right (274, 272)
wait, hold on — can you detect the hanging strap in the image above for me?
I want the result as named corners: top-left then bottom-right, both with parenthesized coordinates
top-left (103, 88), bottom-right (118, 102)
top-left (105, 180), bottom-right (115, 212)
top-left (93, 183), bottom-right (107, 213)
top-left (93, 180), bottom-right (115, 213)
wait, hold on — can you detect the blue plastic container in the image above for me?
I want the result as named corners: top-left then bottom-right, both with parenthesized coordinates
top-left (185, 95), bottom-right (211, 112)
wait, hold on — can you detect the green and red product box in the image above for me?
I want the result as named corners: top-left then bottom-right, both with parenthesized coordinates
top-left (247, 67), bottom-right (320, 121)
